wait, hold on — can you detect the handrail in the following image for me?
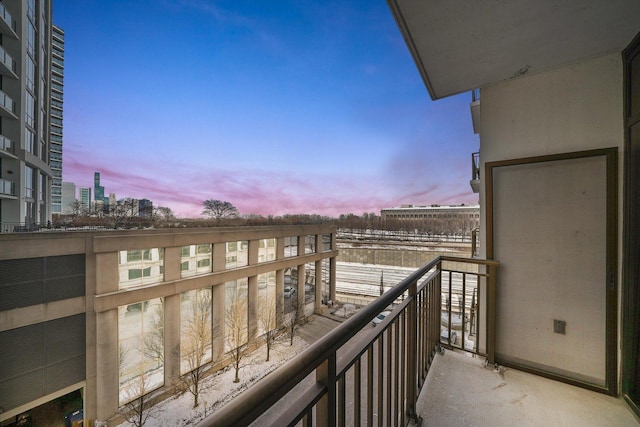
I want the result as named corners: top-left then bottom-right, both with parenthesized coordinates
top-left (199, 255), bottom-right (497, 426)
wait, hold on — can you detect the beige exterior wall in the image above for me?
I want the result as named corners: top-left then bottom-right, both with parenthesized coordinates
top-left (477, 53), bottom-right (624, 386)
top-left (0, 225), bottom-right (337, 424)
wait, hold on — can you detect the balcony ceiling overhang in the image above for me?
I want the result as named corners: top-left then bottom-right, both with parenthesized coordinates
top-left (387, 0), bottom-right (640, 100)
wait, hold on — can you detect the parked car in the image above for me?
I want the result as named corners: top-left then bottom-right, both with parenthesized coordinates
top-left (284, 286), bottom-right (296, 298)
top-left (372, 311), bottom-right (391, 326)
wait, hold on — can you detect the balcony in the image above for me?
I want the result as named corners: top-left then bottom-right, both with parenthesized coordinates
top-left (198, 255), bottom-right (637, 426)
top-left (470, 89), bottom-right (480, 134)
top-left (470, 151), bottom-right (480, 193)
top-left (0, 134), bottom-right (14, 158)
top-left (0, 3), bottom-right (16, 37)
top-left (0, 178), bottom-right (15, 198)
top-left (0, 45), bottom-right (16, 77)
top-left (0, 89), bottom-right (16, 118)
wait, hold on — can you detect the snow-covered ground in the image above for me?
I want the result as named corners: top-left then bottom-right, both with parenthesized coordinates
top-left (117, 335), bottom-right (308, 426)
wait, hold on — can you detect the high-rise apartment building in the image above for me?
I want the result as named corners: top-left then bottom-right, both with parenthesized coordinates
top-left (61, 181), bottom-right (75, 213)
top-left (0, 0), bottom-right (55, 229)
top-left (50, 25), bottom-right (64, 213)
top-left (94, 171), bottom-right (104, 202)
top-left (79, 186), bottom-right (91, 211)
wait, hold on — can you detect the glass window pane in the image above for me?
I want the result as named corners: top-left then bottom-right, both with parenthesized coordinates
top-left (118, 298), bottom-right (164, 405)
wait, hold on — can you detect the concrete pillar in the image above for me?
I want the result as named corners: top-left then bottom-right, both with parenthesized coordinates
top-left (314, 259), bottom-right (323, 312)
top-left (95, 309), bottom-right (119, 421)
top-left (164, 247), bottom-right (181, 282)
top-left (276, 237), bottom-right (285, 259)
top-left (164, 294), bottom-right (181, 386)
top-left (276, 269), bottom-right (284, 327)
top-left (212, 283), bottom-right (225, 362)
top-left (95, 252), bottom-right (119, 294)
top-left (248, 275), bottom-right (258, 341)
top-left (213, 242), bottom-right (226, 272)
top-left (249, 239), bottom-right (259, 265)
top-left (297, 263), bottom-right (306, 317)
top-left (330, 257), bottom-right (337, 302)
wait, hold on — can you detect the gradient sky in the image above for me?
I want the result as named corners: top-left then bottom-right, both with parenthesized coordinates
top-left (54, 0), bottom-right (479, 218)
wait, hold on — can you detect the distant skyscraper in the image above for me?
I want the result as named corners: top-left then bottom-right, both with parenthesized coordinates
top-left (138, 198), bottom-right (153, 218)
top-left (50, 25), bottom-right (64, 213)
top-left (94, 172), bottom-right (104, 202)
top-left (61, 181), bottom-right (76, 214)
top-left (79, 187), bottom-right (91, 211)
top-left (0, 1), bottom-right (56, 227)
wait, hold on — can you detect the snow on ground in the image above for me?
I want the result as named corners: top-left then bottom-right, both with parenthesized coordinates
top-left (118, 335), bottom-right (308, 427)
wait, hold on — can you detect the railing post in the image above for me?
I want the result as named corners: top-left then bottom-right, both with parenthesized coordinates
top-left (316, 354), bottom-right (337, 427)
top-left (487, 264), bottom-right (497, 365)
top-left (406, 279), bottom-right (418, 421)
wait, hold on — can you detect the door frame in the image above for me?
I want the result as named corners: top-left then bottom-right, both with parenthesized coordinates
top-left (622, 30), bottom-right (640, 415)
top-left (485, 147), bottom-right (618, 395)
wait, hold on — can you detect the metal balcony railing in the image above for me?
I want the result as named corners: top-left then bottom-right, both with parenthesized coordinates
top-left (472, 151), bottom-right (480, 181)
top-left (199, 256), bottom-right (498, 426)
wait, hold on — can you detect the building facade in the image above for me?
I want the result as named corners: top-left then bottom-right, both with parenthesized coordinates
top-left (50, 24), bottom-right (63, 213)
top-left (0, 225), bottom-right (338, 424)
top-left (0, 0), bottom-right (55, 230)
top-left (61, 181), bottom-right (75, 214)
top-left (381, 204), bottom-right (479, 222)
top-left (78, 187), bottom-right (91, 211)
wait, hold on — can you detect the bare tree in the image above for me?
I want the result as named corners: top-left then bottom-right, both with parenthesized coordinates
top-left (179, 289), bottom-right (212, 407)
top-left (143, 304), bottom-right (164, 369)
top-left (108, 198), bottom-right (139, 228)
top-left (153, 206), bottom-right (175, 222)
top-left (202, 200), bottom-right (239, 221)
top-left (225, 287), bottom-right (248, 383)
top-left (119, 374), bottom-right (153, 427)
top-left (257, 294), bottom-right (281, 362)
top-left (283, 295), bottom-right (305, 346)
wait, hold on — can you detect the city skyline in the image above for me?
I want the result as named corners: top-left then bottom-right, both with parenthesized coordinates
top-left (54, 1), bottom-right (478, 218)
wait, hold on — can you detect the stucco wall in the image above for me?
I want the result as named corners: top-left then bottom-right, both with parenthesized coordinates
top-left (478, 53), bottom-right (623, 386)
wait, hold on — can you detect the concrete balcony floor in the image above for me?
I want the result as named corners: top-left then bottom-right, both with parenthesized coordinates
top-left (416, 350), bottom-right (639, 426)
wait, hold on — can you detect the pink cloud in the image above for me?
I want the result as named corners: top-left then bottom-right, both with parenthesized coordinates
top-left (62, 144), bottom-right (475, 218)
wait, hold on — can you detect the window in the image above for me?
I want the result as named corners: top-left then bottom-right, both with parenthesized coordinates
top-left (24, 165), bottom-right (34, 199)
top-left (225, 279), bottom-right (248, 352)
top-left (305, 235), bottom-right (315, 254)
top-left (180, 288), bottom-right (212, 374)
top-left (118, 249), bottom-right (164, 289)
top-left (322, 234), bottom-right (332, 251)
top-left (225, 241), bottom-right (248, 269)
top-left (118, 298), bottom-right (164, 405)
top-left (284, 236), bottom-right (298, 257)
top-left (258, 238), bottom-right (276, 263)
top-left (180, 244), bottom-right (212, 278)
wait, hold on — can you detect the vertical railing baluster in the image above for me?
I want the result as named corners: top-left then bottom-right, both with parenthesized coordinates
top-left (394, 318), bottom-right (400, 426)
top-left (354, 358), bottom-right (361, 427)
top-left (400, 310), bottom-right (406, 427)
top-left (338, 375), bottom-right (345, 427)
top-left (386, 326), bottom-right (392, 427)
top-left (406, 279), bottom-right (418, 422)
top-left (367, 345), bottom-right (374, 427)
top-left (377, 335), bottom-right (384, 427)
top-left (448, 270), bottom-right (453, 347)
top-left (462, 272), bottom-right (466, 351)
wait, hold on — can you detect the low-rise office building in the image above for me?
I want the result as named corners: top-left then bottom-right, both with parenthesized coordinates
top-left (0, 224), bottom-right (337, 424)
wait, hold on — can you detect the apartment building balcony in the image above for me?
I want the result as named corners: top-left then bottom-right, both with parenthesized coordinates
top-left (0, 44), bottom-right (17, 78)
top-left (0, 89), bottom-right (16, 118)
top-left (0, 178), bottom-right (15, 198)
top-left (470, 89), bottom-right (480, 134)
top-left (470, 151), bottom-right (480, 193)
top-left (0, 134), bottom-right (15, 158)
top-left (199, 255), bottom-right (637, 426)
top-left (0, 3), bottom-right (17, 37)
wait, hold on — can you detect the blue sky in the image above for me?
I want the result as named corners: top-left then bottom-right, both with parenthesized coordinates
top-left (54, 0), bottom-right (478, 218)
